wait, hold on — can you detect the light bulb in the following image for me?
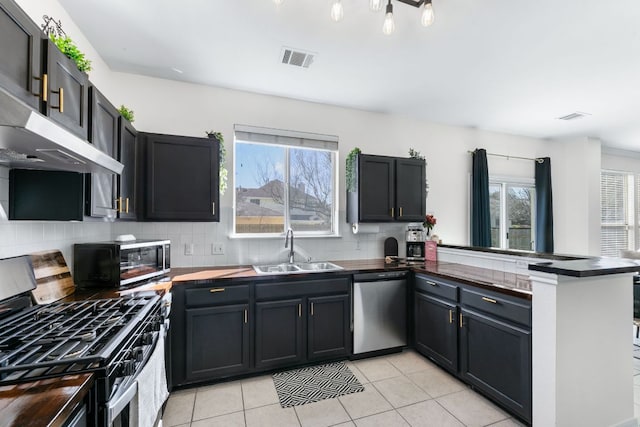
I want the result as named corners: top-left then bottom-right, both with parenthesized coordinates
top-left (370, 0), bottom-right (383, 12)
top-left (421, 1), bottom-right (434, 27)
top-left (330, 0), bottom-right (344, 22)
top-left (382, 1), bottom-right (395, 35)
top-left (273, 0), bottom-right (284, 5)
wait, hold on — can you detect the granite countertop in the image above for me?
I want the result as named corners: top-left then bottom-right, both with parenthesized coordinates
top-left (169, 259), bottom-right (531, 299)
top-left (0, 374), bottom-right (93, 427)
top-left (528, 257), bottom-right (640, 277)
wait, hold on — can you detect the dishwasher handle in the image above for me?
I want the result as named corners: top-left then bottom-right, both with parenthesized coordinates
top-left (353, 271), bottom-right (408, 282)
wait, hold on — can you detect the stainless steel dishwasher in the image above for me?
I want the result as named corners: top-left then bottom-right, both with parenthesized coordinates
top-left (353, 271), bottom-right (407, 354)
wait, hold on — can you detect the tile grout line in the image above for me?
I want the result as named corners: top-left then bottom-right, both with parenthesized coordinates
top-left (240, 382), bottom-right (248, 427)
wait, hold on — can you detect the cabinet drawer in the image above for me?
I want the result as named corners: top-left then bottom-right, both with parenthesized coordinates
top-left (255, 277), bottom-right (350, 300)
top-left (186, 284), bottom-right (249, 307)
top-left (460, 287), bottom-right (531, 327)
top-left (415, 274), bottom-right (458, 302)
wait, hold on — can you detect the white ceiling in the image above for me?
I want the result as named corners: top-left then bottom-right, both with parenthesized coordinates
top-left (58, 0), bottom-right (640, 150)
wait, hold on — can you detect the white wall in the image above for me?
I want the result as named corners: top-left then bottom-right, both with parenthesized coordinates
top-left (0, 0), bottom-right (612, 267)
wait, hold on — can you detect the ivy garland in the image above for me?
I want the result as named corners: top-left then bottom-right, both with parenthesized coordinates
top-left (346, 147), bottom-right (361, 193)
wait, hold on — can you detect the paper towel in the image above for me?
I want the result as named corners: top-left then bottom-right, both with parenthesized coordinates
top-left (352, 223), bottom-right (380, 234)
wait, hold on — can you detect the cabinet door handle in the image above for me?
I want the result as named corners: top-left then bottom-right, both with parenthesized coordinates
top-left (426, 280), bottom-right (437, 287)
top-left (482, 297), bottom-right (498, 304)
top-left (459, 313), bottom-right (463, 328)
top-left (391, 207), bottom-right (394, 217)
top-left (212, 202), bottom-right (215, 214)
top-left (51, 87), bottom-right (64, 113)
top-left (298, 303), bottom-right (302, 317)
top-left (311, 302), bottom-right (314, 316)
top-left (125, 198), bottom-right (130, 213)
top-left (244, 309), bottom-right (248, 324)
top-left (33, 73), bottom-right (47, 100)
top-left (449, 309), bottom-right (453, 324)
top-left (399, 207), bottom-right (403, 217)
top-left (115, 198), bottom-right (121, 213)
top-left (209, 288), bottom-right (225, 293)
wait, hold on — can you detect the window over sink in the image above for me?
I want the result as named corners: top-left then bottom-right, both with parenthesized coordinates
top-left (489, 177), bottom-right (536, 251)
top-left (233, 125), bottom-right (339, 237)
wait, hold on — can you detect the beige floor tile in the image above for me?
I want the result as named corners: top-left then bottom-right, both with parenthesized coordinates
top-left (372, 376), bottom-right (430, 408)
top-left (245, 403), bottom-right (301, 427)
top-left (162, 391), bottom-right (196, 426)
top-left (332, 423), bottom-right (356, 427)
top-left (345, 361), bottom-right (370, 385)
top-left (385, 351), bottom-right (439, 375)
top-left (193, 382), bottom-right (244, 421)
top-left (339, 386), bottom-right (393, 419)
top-left (487, 418), bottom-right (526, 427)
top-left (242, 375), bottom-right (280, 409)
top-left (397, 400), bottom-right (464, 427)
top-left (353, 357), bottom-right (403, 382)
top-left (409, 367), bottom-right (466, 398)
top-left (191, 411), bottom-right (246, 427)
top-left (354, 410), bottom-right (409, 427)
top-left (436, 390), bottom-right (509, 427)
top-left (294, 398), bottom-right (351, 427)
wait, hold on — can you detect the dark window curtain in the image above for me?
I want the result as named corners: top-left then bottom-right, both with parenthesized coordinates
top-left (535, 157), bottom-right (554, 253)
top-left (471, 149), bottom-right (491, 247)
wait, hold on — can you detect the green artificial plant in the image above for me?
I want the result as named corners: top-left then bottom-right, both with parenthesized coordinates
top-left (118, 105), bottom-right (135, 123)
top-left (408, 148), bottom-right (425, 160)
top-left (49, 34), bottom-right (92, 72)
top-left (206, 131), bottom-right (228, 195)
top-left (346, 147), bottom-right (361, 193)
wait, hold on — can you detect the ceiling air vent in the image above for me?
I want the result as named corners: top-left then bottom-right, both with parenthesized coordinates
top-left (281, 47), bottom-right (315, 69)
top-left (557, 111), bottom-right (591, 121)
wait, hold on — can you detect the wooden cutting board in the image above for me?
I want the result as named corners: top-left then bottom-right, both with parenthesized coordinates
top-left (29, 250), bottom-right (75, 304)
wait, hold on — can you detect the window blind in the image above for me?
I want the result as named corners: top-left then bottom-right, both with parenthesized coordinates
top-left (234, 124), bottom-right (338, 151)
top-left (600, 171), bottom-right (629, 256)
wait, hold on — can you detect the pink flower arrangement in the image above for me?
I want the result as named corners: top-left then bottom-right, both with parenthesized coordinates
top-left (423, 214), bottom-right (437, 233)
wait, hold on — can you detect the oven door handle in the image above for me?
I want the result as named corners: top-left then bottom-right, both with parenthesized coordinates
top-left (107, 379), bottom-right (138, 425)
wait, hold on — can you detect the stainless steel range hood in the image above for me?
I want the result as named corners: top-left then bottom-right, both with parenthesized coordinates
top-left (0, 87), bottom-right (123, 174)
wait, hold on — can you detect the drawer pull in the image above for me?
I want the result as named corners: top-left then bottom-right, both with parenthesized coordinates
top-left (449, 309), bottom-right (453, 324)
top-left (426, 281), bottom-right (437, 287)
top-left (482, 297), bottom-right (498, 304)
top-left (209, 288), bottom-right (225, 293)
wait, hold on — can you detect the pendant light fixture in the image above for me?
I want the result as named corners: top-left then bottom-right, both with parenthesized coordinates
top-left (421, 0), bottom-right (435, 26)
top-left (370, 0), bottom-right (383, 12)
top-left (271, 0), bottom-right (435, 34)
top-left (382, 0), bottom-right (395, 35)
top-left (330, 0), bottom-right (344, 22)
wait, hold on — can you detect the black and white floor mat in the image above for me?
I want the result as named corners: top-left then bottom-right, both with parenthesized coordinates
top-left (272, 361), bottom-right (365, 407)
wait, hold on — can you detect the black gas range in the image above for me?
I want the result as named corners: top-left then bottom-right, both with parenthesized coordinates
top-left (0, 255), bottom-right (168, 426)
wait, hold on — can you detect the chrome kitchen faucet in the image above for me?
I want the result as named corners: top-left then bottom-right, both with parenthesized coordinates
top-left (285, 227), bottom-right (294, 264)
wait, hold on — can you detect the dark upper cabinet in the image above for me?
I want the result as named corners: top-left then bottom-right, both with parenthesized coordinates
top-left (86, 86), bottom-right (117, 218)
top-left (396, 158), bottom-right (426, 221)
top-left (139, 132), bottom-right (219, 221)
top-left (348, 154), bottom-right (425, 223)
top-left (42, 38), bottom-right (89, 139)
top-left (117, 117), bottom-right (138, 220)
top-left (307, 294), bottom-right (351, 361)
top-left (255, 298), bottom-right (304, 370)
top-left (185, 304), bottom-right (250, 382)
top-left (0, 0), bottom-right (42, 109)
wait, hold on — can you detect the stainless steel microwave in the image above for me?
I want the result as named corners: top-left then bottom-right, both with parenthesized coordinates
top-left (73, 240), bottom-right (170, 289)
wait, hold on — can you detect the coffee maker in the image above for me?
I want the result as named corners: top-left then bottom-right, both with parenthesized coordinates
top-left (406, 225), bottom-right (427, 262)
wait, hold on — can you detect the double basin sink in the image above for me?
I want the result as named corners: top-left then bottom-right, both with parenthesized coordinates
top-left (253, 261), bottom-right (343, 275)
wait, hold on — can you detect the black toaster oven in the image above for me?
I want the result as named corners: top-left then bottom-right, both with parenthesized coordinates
top-left (74, 240), bottom-right (170, 289)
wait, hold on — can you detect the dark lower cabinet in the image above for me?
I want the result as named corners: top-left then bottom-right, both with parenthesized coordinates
top-left (0, 0), bottom-right (42, 109)
top-left (255, 298), bottom-right (304, 370)
top-left (185, 304), bottom-right (250, 381)
top-left (459, 308), bottom-right (531, 422)
top-left (307, 294), bottom-right (350, 361)
top-left (414, 292), bottom-right (458, 373)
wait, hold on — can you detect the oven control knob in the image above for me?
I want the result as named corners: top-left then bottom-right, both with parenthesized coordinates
top-left (131, 347), bottom-right (144, 362)
top-left (152, 318), bottom-right (161, 331)
top-left (121, 359), bottom-right (136, 376)
top-left (141, 332), bottom-right (154, 346)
